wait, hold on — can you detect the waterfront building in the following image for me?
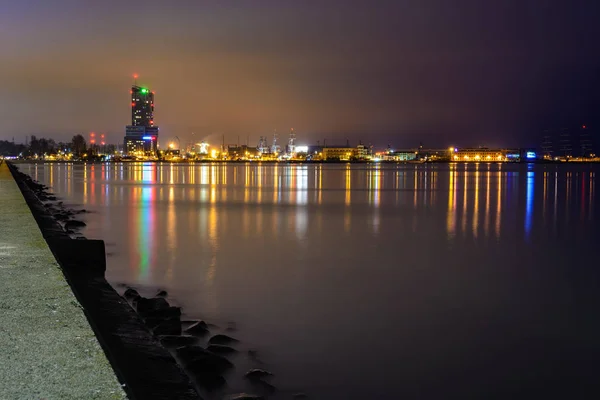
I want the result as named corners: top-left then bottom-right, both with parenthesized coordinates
top-left (451, 148), bottom-right (520, 162)
top-left (124, 80), bottom-right (159, 157)
top-left (383, 150), bottom-right (418, 161)
top-left (322, 147), bottom-right (357, 161)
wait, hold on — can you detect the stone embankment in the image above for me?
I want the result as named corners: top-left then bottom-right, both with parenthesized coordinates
top-left (4, 162), bottom-right (296, 400)
top-left (0, 161), bottom-right (124, 399)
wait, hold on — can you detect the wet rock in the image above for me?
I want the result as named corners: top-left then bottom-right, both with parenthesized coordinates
top-left (176, 345), bottom-right (233, 374)
top-left (208, 334), bottom-right (239, 345)
top-left (175, 345), bottom-right (210, 366)
top-left (47, 195), bottom-right (57, 201)
top-left (135, 297), bottom-right (169, 315)
top-left (76, 209), bottom-right (87, 214)
top-left (159, 335), bottom-right (198, 348)
top-left (151, 317), bottom-right (182, 336)
top-left (123, 288), bottom-right (141, 301)
top-left (64, 220), bottom-right (87, 230)
top-left (185, 321), bottom-right (209, 336)
top-left (244, 369), bottom-right (273, 381)
top-left (55, 213), bottom-right (69, 221)
top-left (227, 394), bottom-right (264, 400)
top-left (142, 306), bottom-right (181, 321)
top-left (155, 290), bottom-right (168, 297)
top-left (207, 344), bottom-right (238, 355)
top-left (248, 379), bottom-right (276, 394)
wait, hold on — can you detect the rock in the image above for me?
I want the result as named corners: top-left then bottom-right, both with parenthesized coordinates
top-left (208, 334), bottom-right (239, 345)
top-left (64, 220), bottom-right (86, 230)
top-left (76, 209), bottom-right (87, 214)
top-left (176, 345), bottom-right (233, 374)
top-left (142, 306), bottom-right (181, 321)
top-left (123, 288), bottom-right (141, 301)
top-left (207, 344), bottom-right (238, 355)
top-left (248, 379), bottom-right (276, 394)
top-left (135, 297), bottom-right (169, 315)
top-left (159, 335), bottom-right (198, 348)
top-left (55, 213), bottom-right (69, 221)
top-left (185, 321), bottom-right (209, 336)
top-left (151, 317), bottom-right (182, 336)
top-left (155, 290), bottom-right (168, 297)
top-left (175, 345), bottom-right (210, 366)
top-left (227, 394), bottom-right (264, 400)
top-left (244, 369), bottom-right (273, 381)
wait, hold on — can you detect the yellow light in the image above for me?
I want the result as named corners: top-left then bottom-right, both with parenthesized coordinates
top-left (464, 155), bottom-right (469, 160)
top-left (211, 149), bottom-right (218, 159)
top-left (168, 143), bottom-right (175, 149)
top-left (486, 155), bottom-right (491, 160)
top-left (475, 154), bottom-right (481, 160)
top-left (453, 155), bottom-right (459, 161)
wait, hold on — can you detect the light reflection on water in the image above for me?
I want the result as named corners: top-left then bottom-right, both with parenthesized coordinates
top-left (23, 162), bottom-right (600, 399)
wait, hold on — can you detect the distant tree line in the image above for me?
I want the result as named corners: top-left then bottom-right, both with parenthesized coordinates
top-left (0, 134), bottom-right (115, 159)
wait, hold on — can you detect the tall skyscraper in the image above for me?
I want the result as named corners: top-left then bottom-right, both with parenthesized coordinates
top-left (124, 77), bottom-right (159, 157)
top-left (131, 86), bottom-right (155, 127)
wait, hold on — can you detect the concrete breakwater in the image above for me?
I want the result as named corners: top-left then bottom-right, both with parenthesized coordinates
top-left (7, 163), bottom-right (286, 400)
top-left (7, 163), bottom-right (201, 400)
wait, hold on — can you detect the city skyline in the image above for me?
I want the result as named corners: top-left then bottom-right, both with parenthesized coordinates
top-left (0, 1), bottom-right (599, 148)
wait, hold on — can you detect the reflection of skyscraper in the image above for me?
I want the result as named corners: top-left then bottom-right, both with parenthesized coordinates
top-left (124, 76), bottom-right (159, 156)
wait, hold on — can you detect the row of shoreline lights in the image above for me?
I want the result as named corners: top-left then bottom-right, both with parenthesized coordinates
top-left (448, 147), bottom-right (506, 162)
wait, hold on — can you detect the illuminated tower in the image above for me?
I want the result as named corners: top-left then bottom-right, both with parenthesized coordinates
top-left (288, 128), bottom-right (296, 154)
top-left (131, 85), bottom-right (155, 127)
top-left (124, 74), bottom-right (159, 157)
top-left (271, 130), bottom-right (281, 154)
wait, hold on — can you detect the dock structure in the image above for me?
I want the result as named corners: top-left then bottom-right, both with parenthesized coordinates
top-left (0, 161), bottom-right (125, 399)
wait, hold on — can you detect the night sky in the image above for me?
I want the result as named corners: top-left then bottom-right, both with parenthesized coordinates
top-left (0, 0), bottom-right (598, 148)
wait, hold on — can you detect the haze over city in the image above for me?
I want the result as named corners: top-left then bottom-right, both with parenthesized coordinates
top-left (1, 0), bottom-right (599, 147)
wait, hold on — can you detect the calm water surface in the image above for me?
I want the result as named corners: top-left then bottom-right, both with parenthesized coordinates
top-left (21, 162), bottom-right (600, 399)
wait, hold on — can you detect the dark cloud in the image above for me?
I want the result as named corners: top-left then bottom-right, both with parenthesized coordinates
top-left (0, 0), bottom-right (598, 147)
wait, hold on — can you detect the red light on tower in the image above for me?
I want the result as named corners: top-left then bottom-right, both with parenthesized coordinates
top-left (582, 125), bottom-right (587, 129)
top-left (131, 102), bottom-right (135, 107)
top-left (133, 73), bottom-right (139, 79)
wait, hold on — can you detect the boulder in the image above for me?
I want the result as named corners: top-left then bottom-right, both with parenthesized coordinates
top-left (227, 394), bottom-right (264, 400)
top-left (185, 321), bottom-right (209, 336)
top-left (244, 369), bottom-right (273, 381)
top-left (159, 335), bottom-right (198, 348)
top-left (207, 344), bottom-right (238, 355)
top-left (142, 306), bottom-right (181, 321)
top-left (64, 220), bottom-right (87, 230)
top-left (155, 290), bottom-right (168, 297)
top-left (123, 288), bottom-right (141, 301)
top-left (208, 334), bottom-right (239, 345)
top-left (151, 317), bottom-right (182, 336)
top-left (176, 346), bottom-right (233, 374)
top-left (135, 297), bottom-right (169, 315)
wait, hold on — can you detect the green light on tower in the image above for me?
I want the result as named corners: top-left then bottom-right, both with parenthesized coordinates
top-left (140, 88), bottom-right (148, 93)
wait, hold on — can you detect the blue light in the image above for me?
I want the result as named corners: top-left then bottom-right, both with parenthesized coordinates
top-left (526, 151), bottom-right (536, 159)
top-left (142, 136), bottom-right (152, 140)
